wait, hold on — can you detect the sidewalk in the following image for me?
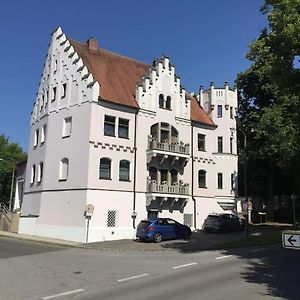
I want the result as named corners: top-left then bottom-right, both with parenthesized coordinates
top-left (0, 224), bottom-right (291, 253)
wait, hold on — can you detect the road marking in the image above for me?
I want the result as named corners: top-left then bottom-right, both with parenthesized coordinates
top-left (117, 273), bottom-right (149, 282)
top-left (42, 289), bottom-right (85, 299)
top-left (173, 262), bottom-right (198, 269)
top-left (215, 255), bottom-right (233, 260)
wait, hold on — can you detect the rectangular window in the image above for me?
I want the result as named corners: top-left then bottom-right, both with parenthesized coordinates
top-left (52, 87), bottom-right (57, 102)
top-left (217, 105), bottom-right (222, 118)
top-left (41, 124), bottom-right (46, 144)
top-left (218, 173), bottom-right (223, 189)
top-left (30, 165), bottom-right (36, 184)
top-left (230, 107), bottom-right (234, 119)
top-left (107, 210), bottom-right (118, 227)
top-left (45, 90), bottom-right (49, 109)
top-left (63, 117), bottom-right (72, 138)
top-left (118, 118), bottom-right (129, 139)
top-left (230, 137), bottom-right (233, 154)
top-left (34, 129), bottom-right (39, 148)
top-left (217, 136), bottom-right (223, 153)
top-left (37, 162), bottom-right (43, 183)
top-left (183, 214), bottom-right (193, 227)
top-left (104, 115), bottom-right (116, 136)
top-left (61, 83), bottom-right (67, 98)
top-left (198, 134), bottom-right (206, 151)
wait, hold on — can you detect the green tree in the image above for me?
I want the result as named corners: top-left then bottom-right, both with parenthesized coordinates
top-left (236, 0), bottom-right (300, 218)
top-left (0, 135), bottom-right (27, 207)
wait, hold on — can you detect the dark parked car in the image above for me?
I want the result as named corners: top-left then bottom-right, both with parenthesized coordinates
top-left (136, 218), bottom-right (192, 243)
top-left (203, 213), bottom-right (245, 233)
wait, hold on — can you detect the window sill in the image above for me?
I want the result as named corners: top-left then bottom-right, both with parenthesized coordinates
top-left (33, 145), bottom-right (37, 150)
top-left (198, 186), bottom-right (207, 189)
top-left (198, 149), bottom-right (206, 152)
top-left (118, 136), bottom-right (129, 140)
top-left (62, 135), bottom-right (70, 139)
top-left (104, 134), bottom-right (116, 137)
top-left (40, 141), bottom-right (45, 146)
top-left (119, 179), bottom-right (130, 182)
top-left (99, 178), bottom-right (112, 180)
top-left (59, 179), bottom-right (67, 182)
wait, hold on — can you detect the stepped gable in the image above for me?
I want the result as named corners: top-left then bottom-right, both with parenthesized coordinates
top-left (187, 93), bottom-right (215, 126)
top-left (70, 39), bottom-right (150, 108)
top-left (70, 38), bottom-right (215, 127)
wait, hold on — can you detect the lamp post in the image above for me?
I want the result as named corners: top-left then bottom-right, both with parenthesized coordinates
top-left (0, 158), bottom-right (15, 212)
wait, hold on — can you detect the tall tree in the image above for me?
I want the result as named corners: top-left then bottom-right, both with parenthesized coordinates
top-left (236, 0), bottom-right (300, 217)
top-left (0, 135), bottom-right (27, 207)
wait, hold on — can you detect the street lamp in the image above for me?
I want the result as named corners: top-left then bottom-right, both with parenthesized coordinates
top-left (0, 158), bottom-right (15, 212)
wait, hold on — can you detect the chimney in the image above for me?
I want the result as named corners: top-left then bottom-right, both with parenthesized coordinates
top-left (87, 37), bottom-right (98, 52)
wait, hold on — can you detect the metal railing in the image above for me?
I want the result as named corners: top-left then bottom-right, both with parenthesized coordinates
top-left (148, 136), bottom-right (190, 155)
top-left (0, 203), bottom-right (12, 221)
top-left (147, 180), bottom-right (189, 195)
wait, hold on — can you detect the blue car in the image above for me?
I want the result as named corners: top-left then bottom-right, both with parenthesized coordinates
top-left (136, 218), bottom-right (192, 243)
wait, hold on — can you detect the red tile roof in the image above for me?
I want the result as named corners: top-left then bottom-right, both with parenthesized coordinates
top-left (187, 93), bottom-right (215, 126)
top-left (70, 39), bottom-right (149, 108)
top-left (70, 39), bottom-right (215, 126)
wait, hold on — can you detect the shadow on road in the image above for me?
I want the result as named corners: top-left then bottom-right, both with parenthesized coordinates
top-left (162, 225), bottom-right (300, 299)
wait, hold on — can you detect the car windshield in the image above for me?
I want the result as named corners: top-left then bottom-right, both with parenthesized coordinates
top-left (139, 221), bottom-right (151, 227)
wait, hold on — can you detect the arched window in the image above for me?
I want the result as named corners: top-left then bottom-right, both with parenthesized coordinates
top-left (119, 160), bottom-right (130, 181)
top-left (166, 96), bottom-right (171, 110)
top-left (198, 170), bottom-right (206, 188)
top-left (59, 158), bottom-right (69, 181)
top-left (99, 158), bottom-right (111, 180)
top-left (159, 94), bottom-right (164, 108)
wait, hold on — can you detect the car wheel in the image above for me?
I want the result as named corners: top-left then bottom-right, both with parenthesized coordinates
top-left (154, 232), bottom-right (162, 243)
top-left (183, 231), bottom-right (191, 240)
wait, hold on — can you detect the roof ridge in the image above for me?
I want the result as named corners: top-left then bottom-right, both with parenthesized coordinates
top-left (69, 38), bottom-right (150, 67)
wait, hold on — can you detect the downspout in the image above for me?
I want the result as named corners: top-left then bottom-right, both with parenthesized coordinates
top-left (191, 121), bottom-right (197, 230)
top-left (132, 110), bottom-right (138, 229)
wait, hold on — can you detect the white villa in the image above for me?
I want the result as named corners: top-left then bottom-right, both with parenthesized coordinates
top-left (18, 27), bottom-right (238, 242)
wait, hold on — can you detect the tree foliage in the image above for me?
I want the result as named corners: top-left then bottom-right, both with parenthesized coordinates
top-left (0, 135), bottom-right (27, 206)
top-left (236, 0), bottom-right (300, 200)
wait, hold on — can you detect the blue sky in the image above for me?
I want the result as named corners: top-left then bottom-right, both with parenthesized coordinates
top-left (0, 0), bottom-right (266, 151)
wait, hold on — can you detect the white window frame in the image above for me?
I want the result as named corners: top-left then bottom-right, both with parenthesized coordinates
top-left (62, 117), bottom-right (72, 138)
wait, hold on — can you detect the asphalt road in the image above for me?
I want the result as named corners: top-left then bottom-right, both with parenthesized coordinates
top-left (1, 236), bottom-right (299, 300)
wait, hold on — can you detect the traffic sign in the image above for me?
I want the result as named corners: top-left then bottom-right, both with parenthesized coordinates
top-left (84, 204), bottom-right (94, 217)
top-left (282, 230), bottom-right (300, 249)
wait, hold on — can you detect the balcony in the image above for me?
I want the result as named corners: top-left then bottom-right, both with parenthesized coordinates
top-left (147, 136), bottom-right (190, 166)
top-left (147, 180), bottom-right (189, 195)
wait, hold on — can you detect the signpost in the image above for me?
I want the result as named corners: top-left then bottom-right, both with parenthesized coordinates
top-left (84, 204), bottom-right (94, 243)
top-left (282, 230), bottom-right (300, 249)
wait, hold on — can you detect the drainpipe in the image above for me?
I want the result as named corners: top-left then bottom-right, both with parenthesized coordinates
top-left (132, 110), bottom-right (138, 229)
top-left (191, 121), bottom-right (197, 230)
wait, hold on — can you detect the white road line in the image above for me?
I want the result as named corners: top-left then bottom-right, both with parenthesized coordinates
top-left (173, 262), bottom-right (198, 269)
top-left (42, 288), bottom-right (85, 300)
top-left (215, 255), bottom-right (233, 260)
top-left (117, 273), bottom-right (149, 282)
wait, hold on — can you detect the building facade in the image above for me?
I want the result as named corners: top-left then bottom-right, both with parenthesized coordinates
top-left (19, 27), bottom-right (238, 242)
